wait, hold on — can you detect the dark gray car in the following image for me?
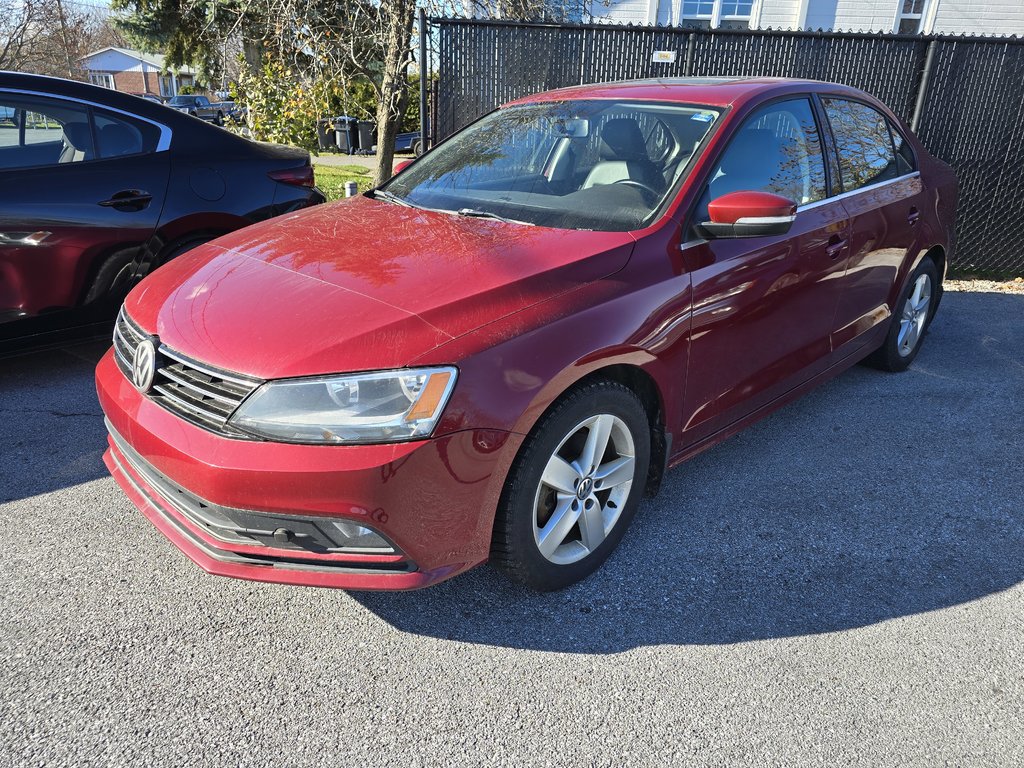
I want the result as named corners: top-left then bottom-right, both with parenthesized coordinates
top-left (165, 95), bottom-right (224, 126)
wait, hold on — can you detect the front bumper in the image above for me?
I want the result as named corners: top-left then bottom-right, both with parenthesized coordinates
top-left (96, 349), bottom-right (522, 590)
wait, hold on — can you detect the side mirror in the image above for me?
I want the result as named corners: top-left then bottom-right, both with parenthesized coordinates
top-left (392, 159), bottom-right (414, 176)
top-left (698, 191), bottom-right (797, 239)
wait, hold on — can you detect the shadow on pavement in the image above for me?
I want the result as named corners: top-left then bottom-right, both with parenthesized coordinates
top-left (353, 291), bottom-right (1024, 650)
top-left (0, 340), bottom-right (110, 503)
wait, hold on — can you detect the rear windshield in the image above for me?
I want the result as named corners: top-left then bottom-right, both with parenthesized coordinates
top-left (167, 96), bottom-right (196, 106)
top-left (383, 99), bottom-right (721, 231)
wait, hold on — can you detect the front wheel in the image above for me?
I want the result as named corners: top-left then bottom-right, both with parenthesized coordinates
top-left (865, 258), bottom-right (939, 372)
top-left (491, 381), bottom-right (651, 591)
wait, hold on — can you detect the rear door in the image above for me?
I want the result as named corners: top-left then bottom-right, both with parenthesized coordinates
top-left (0, 91), bottom-right (171, 323)
top-left (680, 96), bottom-right (851, 443)
top-left (819, 96), bottom-right (925, 355)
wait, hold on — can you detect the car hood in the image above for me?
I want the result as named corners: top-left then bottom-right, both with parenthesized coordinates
top-left (126, 195), bottom-right (636, 379)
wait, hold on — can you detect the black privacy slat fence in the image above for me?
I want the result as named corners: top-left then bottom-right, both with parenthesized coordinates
top-left (430, 17), bottom-right (1024, 275)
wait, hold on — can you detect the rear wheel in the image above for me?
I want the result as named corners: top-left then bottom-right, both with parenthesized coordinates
top-left (82, 247), bottom-right (137, 305)
top-left (491, 381), bottom-right (651, 591)
top-left (865, 258), bottom-right (939, 372)
top-left (215, 111), bottom-right (224, 127)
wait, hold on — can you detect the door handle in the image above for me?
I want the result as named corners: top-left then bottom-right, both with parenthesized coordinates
top-left (907, 207), bottom-right (920, 226)
top-left (825, 234), bottom-right (847, 259)
top-left (98, 190), bottom-right (153, 211)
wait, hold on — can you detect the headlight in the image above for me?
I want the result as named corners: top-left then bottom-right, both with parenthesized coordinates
top-left (228, 367), bottom-right (457, 444)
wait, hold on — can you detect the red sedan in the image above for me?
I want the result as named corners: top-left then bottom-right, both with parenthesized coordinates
top-left (97, 78), bottom-right (957, 591)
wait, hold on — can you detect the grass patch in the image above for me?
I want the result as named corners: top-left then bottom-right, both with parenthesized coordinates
top-left (314, 164), bottom-right (375, 201)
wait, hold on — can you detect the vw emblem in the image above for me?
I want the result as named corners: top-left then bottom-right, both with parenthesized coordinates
top-left (132, 339), bottom-right (157, 393)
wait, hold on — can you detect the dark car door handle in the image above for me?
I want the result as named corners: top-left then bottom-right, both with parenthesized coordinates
top-left (98, 190), bottom-right (153, 211)
top-left (826, 234), bottom-right (847, 259)
top-left (907, 207), bottom-right (921, 225)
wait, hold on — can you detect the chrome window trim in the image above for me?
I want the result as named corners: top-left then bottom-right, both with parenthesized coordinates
top-left (680, 170), bottom-right (921, 250)
top-left (0, 87), bottom-right (173, 152)
top-left (797, 171), bottom-right (921, 212)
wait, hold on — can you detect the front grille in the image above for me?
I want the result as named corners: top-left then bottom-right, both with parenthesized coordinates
top-left (113, 308), bottom-right (262, 438)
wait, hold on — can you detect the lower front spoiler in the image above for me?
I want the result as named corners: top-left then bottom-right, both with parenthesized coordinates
top-left (104, 447), bottom-right (472, 591)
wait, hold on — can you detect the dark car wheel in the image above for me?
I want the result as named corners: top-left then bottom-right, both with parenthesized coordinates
top-left (491, 380), bottom-right (651, 591)
top-left (215, 111), bottom-right (224, 127)
top-left (82, 247), bottom-right (137, 305)
top-left (865, 258), bottom-right (939, 372)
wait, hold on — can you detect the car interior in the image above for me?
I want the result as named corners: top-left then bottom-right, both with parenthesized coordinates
top-left (0, 99), bottom-right (153, 170)
top-left (389, 101), bottom-right (721, 231)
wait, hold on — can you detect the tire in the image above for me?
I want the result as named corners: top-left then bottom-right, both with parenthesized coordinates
top-left (491, 380), bottom-right (651, 591)
top-left (412, 139), bottom-right (423, 157)
top-left (82, 248), bottom-right (137, 305)
top-left (215, 112), bottom-right (224, 127)
top-left (864, 258), bottom-right (939, 372)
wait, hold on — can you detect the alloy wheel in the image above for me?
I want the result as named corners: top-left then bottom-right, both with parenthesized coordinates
top-left (532, 413), bottom-right (636, 565)
top-left (898, 273), bottom-right (932, 357)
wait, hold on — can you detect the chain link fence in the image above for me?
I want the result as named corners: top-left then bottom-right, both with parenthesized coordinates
top-left (430, 18), bottom-right (1024, 275)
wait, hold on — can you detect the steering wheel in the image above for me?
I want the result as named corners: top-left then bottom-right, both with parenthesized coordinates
top-left (613, 179), bottom-right (660, 198)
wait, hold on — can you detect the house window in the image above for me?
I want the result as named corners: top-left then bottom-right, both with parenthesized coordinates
top-left (895, 0), bottom-right (929, 34)
top-left (159, 76), bottom-right (174, 97)
top-left (89, 73), bottom-right (114, 89)
top-left (682, 0), bottom-right (753, 30)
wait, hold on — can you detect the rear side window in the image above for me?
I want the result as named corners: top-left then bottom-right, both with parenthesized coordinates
top-left (0, 95), bottom-right (94, 169)
top-left (95, 111), bottom-right (159, 158)
top-left (889, 120), bottom-right (916, 175)
top-left (695, 97), bottom-right (827, 221)
top-left (822, 98), bottom-right (898, 191)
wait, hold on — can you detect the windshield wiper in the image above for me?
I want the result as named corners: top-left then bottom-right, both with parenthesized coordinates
top-left (371, 189), bottom-right (421, 209)
top-left (456, 207), bottom-right (534, 226)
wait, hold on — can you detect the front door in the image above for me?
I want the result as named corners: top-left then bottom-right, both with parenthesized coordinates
top-left (680, 96), bottom-right (850, 443)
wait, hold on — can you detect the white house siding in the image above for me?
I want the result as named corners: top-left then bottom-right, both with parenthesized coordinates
top-left (588, 0), bottom-right (1024, 34)
top-left (756, 0), bottom-right (800, 29)
top-left (807, 0), bottom-right (899, 32)
top-left (82, 50), bottom-right (145, 73)
top-left (931, 0), bottom-right (1024, 35)
top-left (589, 0), bottom-right (653, 24)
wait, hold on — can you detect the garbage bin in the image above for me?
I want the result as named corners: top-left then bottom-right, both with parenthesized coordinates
top-left (357, 120), bottom-right (375, 152)
top-left (333, 116), bottom-right (357, 154)
top-left (315, 118), bottom-right (335, 151)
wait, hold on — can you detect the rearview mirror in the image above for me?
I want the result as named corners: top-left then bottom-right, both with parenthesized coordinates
top-left (698, 191), bottom-right (797, 239)
top-left (392, 159), bottom-right (414, 176)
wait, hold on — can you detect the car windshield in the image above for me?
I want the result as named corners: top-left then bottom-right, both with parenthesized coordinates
top-left (383, 99), bottom-right (721, 231)
top-left (168, 96), bottom-right (195, 106)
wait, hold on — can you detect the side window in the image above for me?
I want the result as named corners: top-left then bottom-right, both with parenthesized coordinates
top-left (822, 98), bottom-right (898, 191)
top-left (95, 111), bottom-right (158, 158)
top-left (0, 95), bottom-right (94, 169)
top-left (697, 97), bottom-right (827, 221)
top-left (197, 96), bottom-right (209, 107)
top-left (888, 120), bottom-right (916, 176)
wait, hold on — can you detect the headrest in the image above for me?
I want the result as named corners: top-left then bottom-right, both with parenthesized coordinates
top-left (100, 123), bottom-right (142, 157)
top-left (62, 121), bottom-right (94, 152)
top-left (598, 118), bottom-right (649, 162)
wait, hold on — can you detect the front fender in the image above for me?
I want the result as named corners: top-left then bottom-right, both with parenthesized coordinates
top-left (415, 268), bottom-right (692, 443)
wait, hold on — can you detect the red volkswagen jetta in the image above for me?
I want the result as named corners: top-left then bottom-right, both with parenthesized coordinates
top-left (97, 78), bottom-right (957, 591)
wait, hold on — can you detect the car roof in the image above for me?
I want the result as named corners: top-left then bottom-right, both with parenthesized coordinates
top-left (502, 77), bottom-right (858, 109)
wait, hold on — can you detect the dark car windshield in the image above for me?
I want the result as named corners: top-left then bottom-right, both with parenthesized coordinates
top-left (382, 99), bottom-right (720, 231)
top-left (167, 96), bottom-right (196, 106)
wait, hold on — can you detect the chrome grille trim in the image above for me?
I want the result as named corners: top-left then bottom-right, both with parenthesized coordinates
top-left (113, 307), bottom-right (264, 439)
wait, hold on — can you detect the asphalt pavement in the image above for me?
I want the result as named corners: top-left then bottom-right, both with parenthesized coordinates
top-left (1, 290), bottom-right (1021, 767)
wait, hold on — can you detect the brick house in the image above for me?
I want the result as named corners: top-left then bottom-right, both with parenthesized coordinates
top-left (79, 47), bottom-right (197, 98)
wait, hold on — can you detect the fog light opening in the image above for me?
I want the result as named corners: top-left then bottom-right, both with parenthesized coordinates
top-left (330, 521), bottom-right (396, 554)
